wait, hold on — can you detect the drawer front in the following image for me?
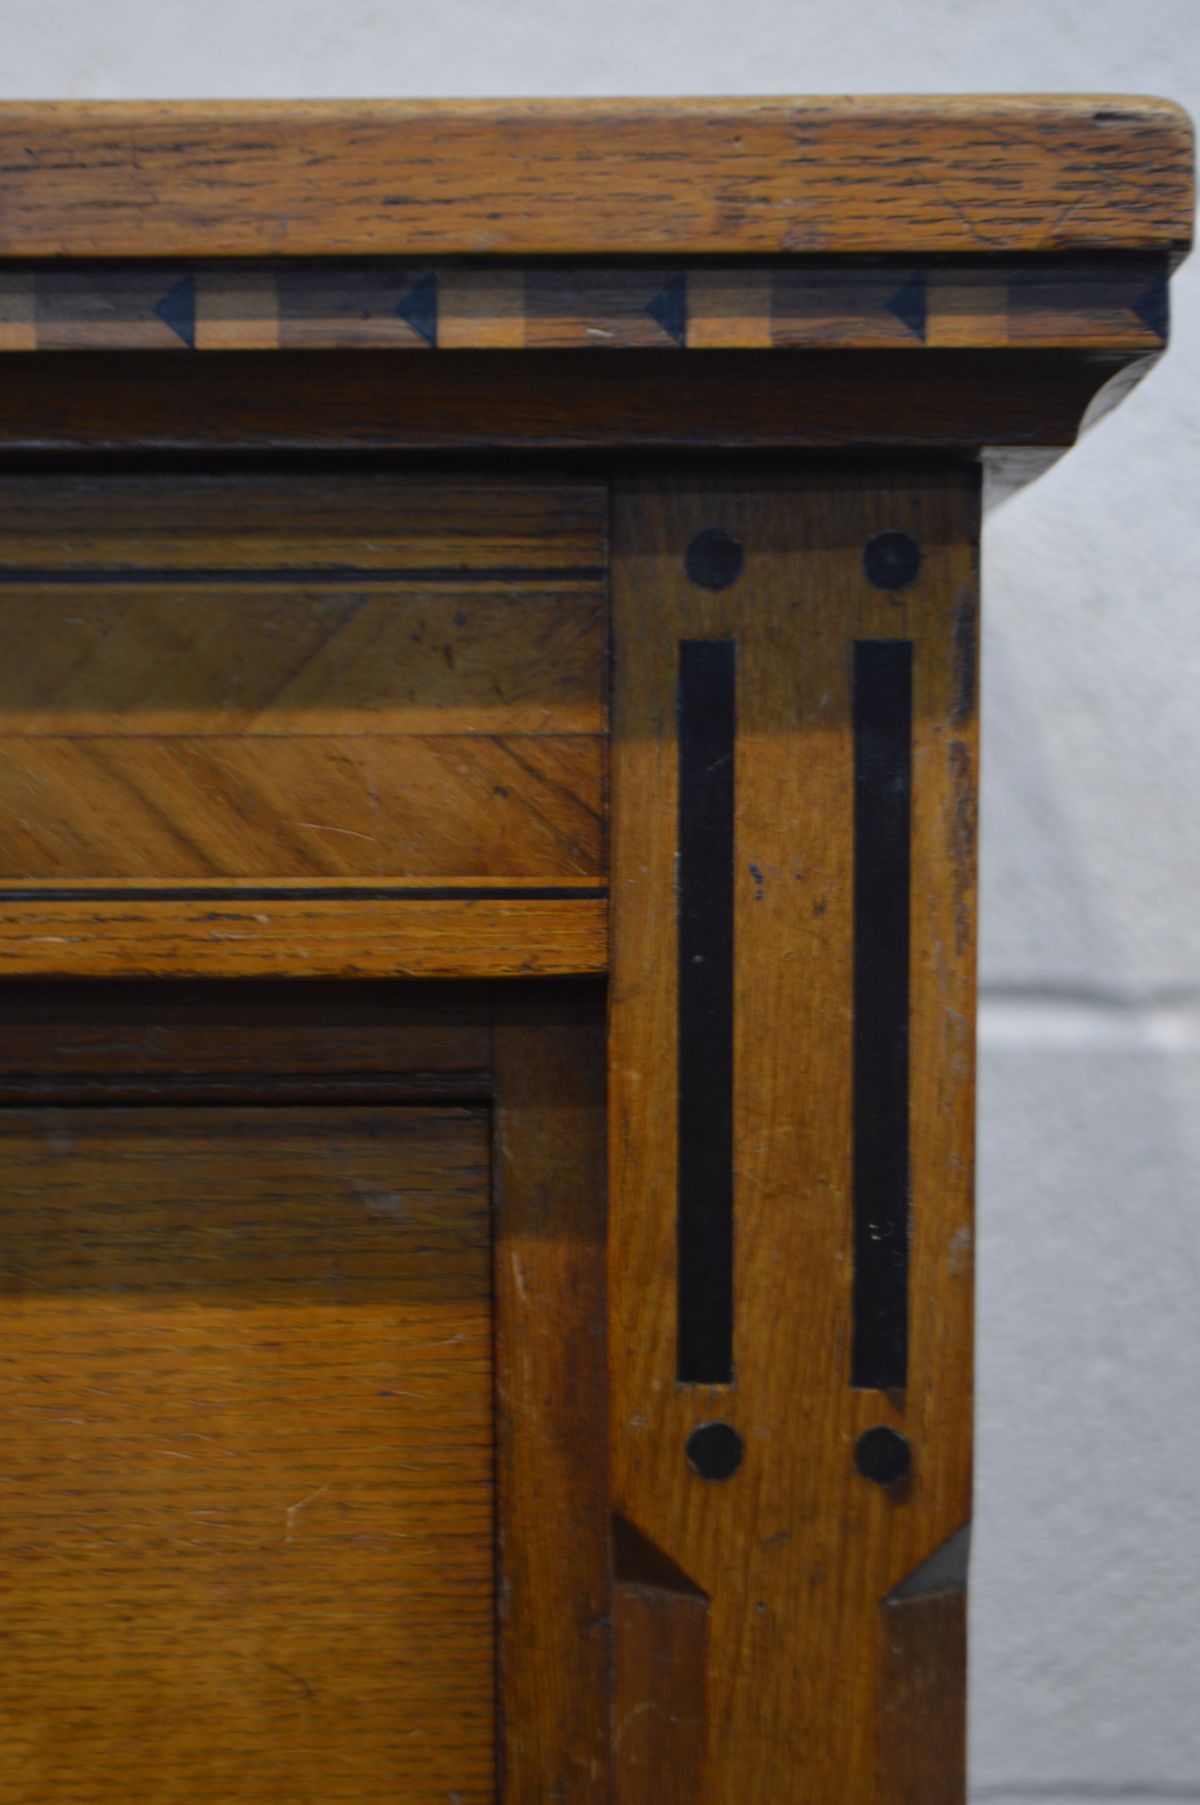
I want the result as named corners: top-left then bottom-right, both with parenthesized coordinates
top-left (0, 473), bottom-right (607, 882)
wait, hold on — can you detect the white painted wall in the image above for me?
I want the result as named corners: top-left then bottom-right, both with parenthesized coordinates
top-left (1, 4), bottom-right (1196, 1798)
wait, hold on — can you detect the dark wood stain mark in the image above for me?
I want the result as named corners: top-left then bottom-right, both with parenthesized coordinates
top-left (950, 582), bottom-right (977, 726)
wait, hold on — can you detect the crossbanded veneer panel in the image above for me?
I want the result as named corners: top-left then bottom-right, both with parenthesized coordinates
top-left (0, 474), bottom-right (606, 883)
top-left (0, 733), bottom-right (604, 880)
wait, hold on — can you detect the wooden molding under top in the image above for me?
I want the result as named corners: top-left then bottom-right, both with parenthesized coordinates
top-left (0, 257), bottom-right (1173, 356)
top-left (0, 95), bottom-right (1191, 260)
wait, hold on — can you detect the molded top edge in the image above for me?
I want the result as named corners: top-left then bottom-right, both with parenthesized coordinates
top-left (0, 94), bottom-right (1190, 260)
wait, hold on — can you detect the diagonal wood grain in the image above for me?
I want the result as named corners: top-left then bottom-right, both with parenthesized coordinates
top-left (0, 734), bottom-right (603, 879)
top-left (0, 587), bottom-right (605, 736)
top-left (0, 474), bottom-right (608, 888)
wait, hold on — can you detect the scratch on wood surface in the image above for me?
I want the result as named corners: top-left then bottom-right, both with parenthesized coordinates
top-left (284, 1482), bottom-right (330, 1542)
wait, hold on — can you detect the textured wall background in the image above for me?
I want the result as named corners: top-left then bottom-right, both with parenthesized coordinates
top-left (1, 4), bottom-right (1196, 1798)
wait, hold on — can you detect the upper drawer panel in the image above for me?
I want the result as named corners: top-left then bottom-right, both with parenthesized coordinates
top-left (0, 475), bottom-right (607, 881)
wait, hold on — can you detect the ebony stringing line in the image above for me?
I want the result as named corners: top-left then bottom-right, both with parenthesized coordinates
top-left (851, 639), bottom-right (913, 1391)
top-left (0, 884), bottom-right (607, 904)
top-left (676, 638), bottom-right (736, 1386)
top-left (0, 564), bottom-right (607, 587)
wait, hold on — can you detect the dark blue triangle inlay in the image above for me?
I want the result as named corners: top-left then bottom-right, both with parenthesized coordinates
top-left (1132, 273), bottom-right (1168, 341)
top-left (153, 274), bottom-right (196, 349)
top-left (886, 272), bottom-right (926, 341)
top-left (395, 271), bottom-right (438, 347)
top-left (646, 273), bottom-right (687, 347)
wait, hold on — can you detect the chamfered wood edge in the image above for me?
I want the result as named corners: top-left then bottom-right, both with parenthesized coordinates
top-left (0, 95), bottom-right (1191, 260)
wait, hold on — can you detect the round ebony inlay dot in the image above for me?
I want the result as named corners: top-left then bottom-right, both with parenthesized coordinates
top-left (853, 1425), bottom-right (912, 1486)
top-left (863, 530), bottom-right (922, 592)
top-left (685, 527), bottom-right (745, 591)
top-left (685, 1420), bottom-right (744, 1481)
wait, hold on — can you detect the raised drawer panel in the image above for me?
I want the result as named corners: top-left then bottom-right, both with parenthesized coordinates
top-left (0, 1102), bottom-right (496, 1803)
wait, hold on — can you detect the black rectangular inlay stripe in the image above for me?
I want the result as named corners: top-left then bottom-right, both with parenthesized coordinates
top-left (852, 640), bottom-right (913, 1390)
top-left (677, 638), bottom-right (736, 1385)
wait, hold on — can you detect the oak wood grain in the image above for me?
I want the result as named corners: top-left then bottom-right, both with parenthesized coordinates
top-left (0, 97), bottom-right (1189, 259)
top-left (492, 988), bottom-right (610, 1803)
top-left (0, 1103), bottom-right (495, 1803)
top-left (608, 471), bottom-right (977, 1801)
top-left (0, 888), bottom-right (607, 979)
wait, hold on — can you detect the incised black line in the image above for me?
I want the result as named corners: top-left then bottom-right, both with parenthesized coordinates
top-left (0, 564), bottom-right (607, 586)
top-left (851, 639), bottom-right (913, 1391)
top-left (0, 884), bottom-right (607, 904)
top-left (676, 637), bottom-right (736, 1386)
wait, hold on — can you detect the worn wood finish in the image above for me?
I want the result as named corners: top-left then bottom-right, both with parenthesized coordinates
top-left (0, 473), bottom-right (606, 883)
top-left (0, 585), bottom-right (601, 736)
top-left (609, 471), bottom-right (978, 1800)
top-left (611, 1516), bottom-right (709, 1803)
top-left (0, 97), bottom-right (1190, 259)
top-left (612, 1581), bottom-right (708, 1802)
top-left (492, 988), bottom-right (610, 1802)
top-left (0, 1102), bottom-right (496, 1803)
top-left (0, 257), bottom-right (1171, 355)
top-left (883, 1588), bottom-right (968, 1804)
top-left (0, 884), bottom-right (607, 979)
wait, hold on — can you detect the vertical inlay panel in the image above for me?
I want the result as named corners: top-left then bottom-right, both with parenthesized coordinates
top-left (609, 471), bottom-right (978, 1803)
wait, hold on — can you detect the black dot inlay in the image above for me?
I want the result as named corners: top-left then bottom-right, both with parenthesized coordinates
top-left (685, 528), bottom-right (744, 591)
top-left (853, 1425), bottom-right (912, 1487)
top-left (685, 1420), bottom-right (744, 1481)
top-left (863, 530), bottom-right (922, 592)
